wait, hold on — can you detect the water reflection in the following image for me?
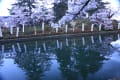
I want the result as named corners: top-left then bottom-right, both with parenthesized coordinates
top-left (0, 34), bottom-right (120, 80)
top-left (15, 49), bottom-right (51, 80)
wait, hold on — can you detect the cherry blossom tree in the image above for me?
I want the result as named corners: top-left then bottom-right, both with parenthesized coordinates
top-left (9, 0), bottom-right (118, 30)
top-left (10, 0), bottom-right (37, 26)
top-left (10, 0), bottom-right (55, 26)
top-left (31, 0), bottom-right (54, 23)
top-left (58, 0), bottom-right (114, 30)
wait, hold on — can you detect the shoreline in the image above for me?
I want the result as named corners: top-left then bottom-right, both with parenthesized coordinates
top-left (0, 30), bottom-right (120, 43)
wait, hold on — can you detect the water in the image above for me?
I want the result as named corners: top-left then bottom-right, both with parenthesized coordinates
top-left (0, 34), bottom-right (120, 80)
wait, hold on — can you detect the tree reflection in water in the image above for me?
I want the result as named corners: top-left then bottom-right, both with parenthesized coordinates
top-left (55, 47), bottom-right (78, 80)
top-left (0, 34), bottom-right (119, 80)
top-left (55, 35), bottom-right (114, 80)
top-left (14, 46), bottom-right (51, 80)
top-left (75, 48), bottom-right (107, 80)
top-left (0, 51), bottom-right (3, 66)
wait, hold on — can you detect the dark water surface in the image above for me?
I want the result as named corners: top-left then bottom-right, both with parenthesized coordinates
top-left (0, 34), bottom-right (120, 80)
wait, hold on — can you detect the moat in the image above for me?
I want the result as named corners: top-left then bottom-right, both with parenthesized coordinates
top-left (0, 33), bottom-right (120, 80)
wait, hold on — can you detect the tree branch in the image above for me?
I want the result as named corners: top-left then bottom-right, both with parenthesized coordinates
top-left (73, 0), bottom-right (92, 19)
